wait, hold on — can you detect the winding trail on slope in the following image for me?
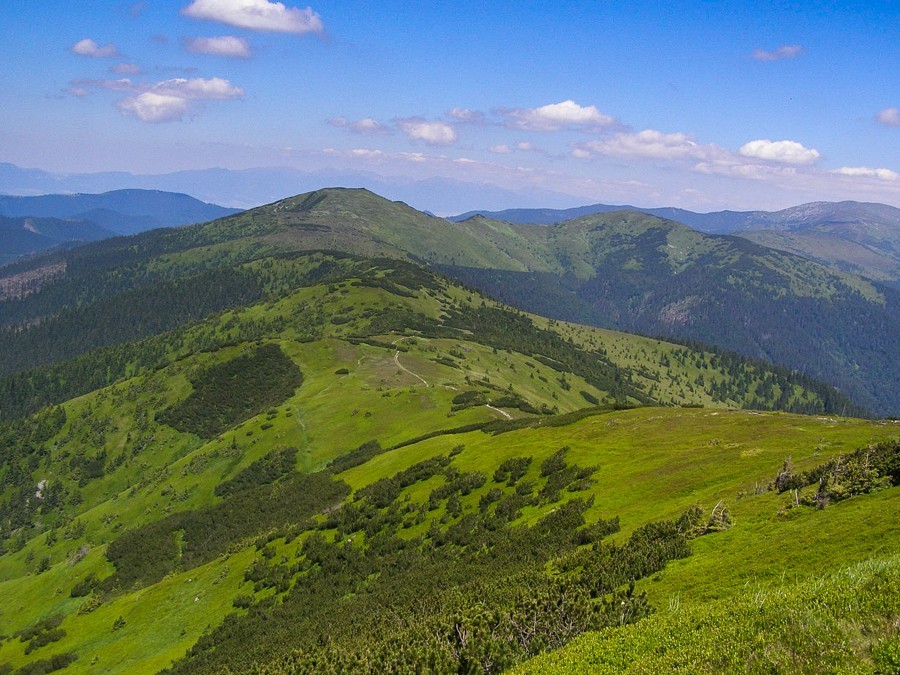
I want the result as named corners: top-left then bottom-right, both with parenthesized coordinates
top-left (392, 338), bottom-right (430, 387)
top-left (485, 404), bottom-right (513, 420)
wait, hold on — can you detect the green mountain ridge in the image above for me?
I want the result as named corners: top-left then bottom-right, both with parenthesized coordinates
top-left (2, 187), bottom-right (895, 415)
top-left (222, 188), bottom-right (898, 415)
top-left (453, 199), bottom-right (900, 289)
top-left (0, 187), bottom-right (898, 673)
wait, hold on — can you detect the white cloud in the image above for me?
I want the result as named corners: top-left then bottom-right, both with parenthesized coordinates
top-left (515, 141), bottom-right (535, 152)
top-left (833, 166), bottom-right (900, 181)
top-left (738, 139), bottom-right (820, 165)
top-left (111, 63), bottom-right (142, 75)
top-left (153, 77), bottom-right (243, 99)
top-left (752, 45), bottom-right (804, 62)
top-left (117, 93), bottom-right (190, 123)
top-left (448, 107), bottom-right (484, 123)
top-left (694, 160), bottom-right (798, 180)
top-left (396, 118), bottom-right (458, 145)
top-left (184, 36), bottom-right (252, 58)
top-left (328, 117), bottom-right (390, 135)
top-left (876, 107), bottom-right (900, 127)
top-left (116, 77), bottom-right (243, 122)
top-left (576, 129), bottom-right (714, 160)
top-left (71, 38), bottom-right (120, 58)
top-left (500, 99), bottom-right (615, 131)
top-left (489, 144), bottom-right (511, 154)
top-left (182, 0), bottom-right (324, 34)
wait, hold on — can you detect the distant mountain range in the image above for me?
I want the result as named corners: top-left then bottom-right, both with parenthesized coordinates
top-left (0, 189), bottom-right (240, 265)
top-left (454, 200), bottom-right (900, 287)
top-left (0, 162), bottom-right (580, 214)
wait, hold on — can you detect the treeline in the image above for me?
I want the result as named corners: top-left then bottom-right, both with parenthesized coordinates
top-left (657, 338), bottom-right (868, 418)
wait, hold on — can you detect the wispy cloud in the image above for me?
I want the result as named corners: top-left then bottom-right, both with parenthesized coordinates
top-left (876, 107), bottom-right (900, 127)
top-left (183, 36), bottom-right (252, 58)
top-left (71, 38), bottom-right (120, 58)
top-left (111, 63), bottom-right (142, 75)
top-left (181, 0), bottom-right (324, 35)
top-left (328, 117), bottom-right (391, 135)
top-left (498, 99), bottom-right (615, 131)
top-left (751, 44), bottom-right (804, 62)
top-left (833, 166), bottom-right (899, 181)
top-left (447, 107), bottom-right (484, 123)
top-left (738, 139), bottom-right (820, 165)
top-left (573, 130), bottom-right (717, 161)
top-left (70, 78), bottom-right (136, 93)
top-left (396, 118), bottom-right (458, 145)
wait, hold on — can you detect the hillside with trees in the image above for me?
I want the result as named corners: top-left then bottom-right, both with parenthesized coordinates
top-left (0, 189), bottom-right (897, 673)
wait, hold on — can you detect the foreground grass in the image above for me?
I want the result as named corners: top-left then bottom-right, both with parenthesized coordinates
top-left (516, 553), bottom-right (900, 674)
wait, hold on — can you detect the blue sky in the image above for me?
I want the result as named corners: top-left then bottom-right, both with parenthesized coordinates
top-left (2, 0), bottom-right (899, 211)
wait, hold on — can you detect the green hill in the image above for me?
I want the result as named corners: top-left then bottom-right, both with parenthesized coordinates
top-left (0, 188), bottom-right (898, 674)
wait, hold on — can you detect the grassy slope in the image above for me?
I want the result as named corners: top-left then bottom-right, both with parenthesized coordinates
top-left (516, 553), bottom-right (900, 674)
top-left (1, 255), bottom-right (896, 672)
top-left (1, 401), bottom-right (897, 671)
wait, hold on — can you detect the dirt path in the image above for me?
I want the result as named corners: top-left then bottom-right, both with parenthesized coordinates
top-left (392, 338), bottom-right (430, 387)
top-left (485, 404), bottom-right (513, 420)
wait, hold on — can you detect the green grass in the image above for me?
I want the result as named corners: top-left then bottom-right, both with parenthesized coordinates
top-left (515, 552), bottom-right (900, 674)
top-left (2, 264), bottom-right (897, 673)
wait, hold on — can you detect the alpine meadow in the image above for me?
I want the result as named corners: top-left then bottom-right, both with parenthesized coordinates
top-left (2, 2), bottom-right (900, 673)
top-left (0, 187), bottom-right (898, 674)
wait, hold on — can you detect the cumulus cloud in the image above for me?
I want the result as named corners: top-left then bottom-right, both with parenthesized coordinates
top-left (489, 144), bottom-right (511, 154)
top-left (752, 45), bottom-right (805, 61)
top-left (118, 93), bottom-right (191, 123)
top-left (575, 129), bottom-right (714, 160)
top-left (499, 99), bottom-right (615, 131)
top-left (738, 139), bottom-right (820, 165)
top-left (116, 76), bottom-right (243, 122)
top-left (876, 107), bottom-right (900, 127)
top-left (396, 118), bottom-right (458, 145)
top-left (328, 117), bottom-right (391, 135)
top-left (184, 36), bottom-right (252, 57)
top-left (71, 38), bottom-right (120, 58)
top-left (182, 0), bottom-right (324, 34)
top-left (833, 166), bottom-right (900, 181)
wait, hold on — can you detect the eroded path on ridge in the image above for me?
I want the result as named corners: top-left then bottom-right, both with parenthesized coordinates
top-left (391, 337), bottom-right (516, 419)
